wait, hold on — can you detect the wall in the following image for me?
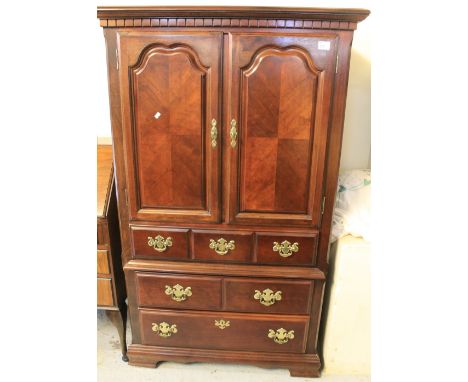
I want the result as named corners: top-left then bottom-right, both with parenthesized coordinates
top-left (95, 0), bottom-right (371, 170)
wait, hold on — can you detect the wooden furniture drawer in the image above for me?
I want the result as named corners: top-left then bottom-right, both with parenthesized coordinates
top-left (140, 308), bottom-right (308, 353)
top-left (256, 232), bottom-right (318, 266)
top-left (192, 230), bottom-right (252, 263)
top-left (131, 226), bottom-right (189, 260)
top-left (136, 272), bottom-right (222, 310)
top-left (224, 278), bottom-right (313, 314)
top-left (97, 278), bottom-right (114, 306)
top-left (97, 249), bottom-right (111, 275)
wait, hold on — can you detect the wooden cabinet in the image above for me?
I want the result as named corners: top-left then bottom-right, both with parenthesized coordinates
top-left (98, 6), bottom-right (369, 378)
top-left (97, 144), bottom-right (128, 361)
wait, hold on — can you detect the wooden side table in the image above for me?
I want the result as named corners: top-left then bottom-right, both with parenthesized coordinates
top-left (97, 144), bottom-right (128, 362)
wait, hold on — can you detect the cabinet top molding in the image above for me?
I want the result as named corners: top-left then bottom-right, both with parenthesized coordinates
top-left (97, 6), bottom-right (370, 30)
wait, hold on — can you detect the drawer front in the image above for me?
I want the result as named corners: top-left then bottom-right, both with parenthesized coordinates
top-left (193, 230), bottom-right (252, 263)
top-left (256, 232), bottom-right (317, 265)
top-left (132, 226), bottom-right (189, 260)
top-left (97, 249), bottom-right (111, 275)
top-left (136, 273), bottom-right (222, 310)
top-left (140, 308), bottom-right (308, 353)
top-left (97, 278), bottom-right (114, 306)
top-left (224, 278), bottom-right (313, 314)
top-left (97, 220), bottom-right (108, 245)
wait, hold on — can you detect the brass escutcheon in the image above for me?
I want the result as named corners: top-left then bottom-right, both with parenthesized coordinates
top-left (268, 328), bottom-right (295, 344)
top-left (165, 284), bottom-right (192, 302)
top-left (211, 119), bottom-right (218, 148)
top-left (209, 238), bottom-right (235, 256)
top-left (230, 119), bottom-right (237, 148)
top-left (147, 235), bottom-right (172, 252)
top-left (152, 322), bottom-right (178, 338)
top-left (254, 288), bottom-right (282, 306)
top-left (272, 240), bottom-right (299, 258)
top-left (214, 319), bottom-right (230, 329)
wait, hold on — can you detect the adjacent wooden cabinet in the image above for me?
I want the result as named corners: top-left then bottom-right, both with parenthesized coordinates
top-left (97, 144), bottom-right (127, 361)
top-left (98, 6), bottom-right (369, 378)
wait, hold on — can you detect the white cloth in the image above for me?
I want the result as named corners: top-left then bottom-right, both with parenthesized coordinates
top-left (331, 169), bottom-right (371, 242)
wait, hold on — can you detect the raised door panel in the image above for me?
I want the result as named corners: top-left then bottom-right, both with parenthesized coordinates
top-left (118, 32), bottom-right (222, 223)
top-left (226, 33), bottom-right (338, 227)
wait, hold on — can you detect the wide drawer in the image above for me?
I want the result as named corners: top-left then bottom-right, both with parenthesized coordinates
top-left (131, 226), bottom-right (189, 260)
top-left (192, 230), bottom-right (253, 263)
top-left (136, 272), bottom-right (222, 310)
top-left (256, 232), bottom-right (318, 265)
top-left (224, 277), bottom-right (313, 314)
top-left (139, 308), bottom-right (308, 353)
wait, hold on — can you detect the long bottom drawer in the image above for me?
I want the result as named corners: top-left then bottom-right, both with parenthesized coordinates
top-left (139, 308), bottom-right (308, 354)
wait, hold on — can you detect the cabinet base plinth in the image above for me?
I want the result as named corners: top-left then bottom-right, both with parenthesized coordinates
top-left (127, 344), bottom-right (321, 378)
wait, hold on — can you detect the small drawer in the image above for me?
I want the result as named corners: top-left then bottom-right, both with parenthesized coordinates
top-left (136, 272), bottom-right (222, 310)
top-left (97, 278), bottom-right (114, 307)
top-left (131, 226), bottom-right (189, 260)
top-left (140, 308), bottom-right (308, 353)
top-left (224, 278), bottom-right (313, 314)
top-left (192, 230), bottom-right (252, 263)
top-left (97, 249), bottom-right (111, 275)
top-left (256, 232), bottom-right (318, 265)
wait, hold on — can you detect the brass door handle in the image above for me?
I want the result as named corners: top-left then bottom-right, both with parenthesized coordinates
top-left (254, 288), bottom-right (282, 306)
top-left (209, 238), bottom-right (235, 255)
top-left (230, 119), bottom-right (237, 148)
top-left (268, 328), bottom-right (295, 344)
top-left (165, 284), bottom-right (192, 302)
top-left (211, 118), bottom-right (218, 148)
top-left (214, 319), bottom-right (230, 329)
top-left (152, 322), bottom-right (178, 337)
top-left (148, 235), bottom-right (173, 252)
top-left (273, 240), bottom-right (299, 258)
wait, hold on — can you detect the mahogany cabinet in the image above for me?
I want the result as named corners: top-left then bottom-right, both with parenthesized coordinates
top-left (97, 6), bottom-right (369, 377)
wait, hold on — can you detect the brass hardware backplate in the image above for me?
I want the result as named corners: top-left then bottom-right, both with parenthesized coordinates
top-left (230, 119), bottom-right (237, 148)
top-left (214, 319), bottom-right (230, 329)
top-left (254, 288), bottom-right (282, 306)
top-left (152, 322), bottom-right (178, 338)
top-left (211, 118), bottom-right (218, 148)
top-left (272, 240), bottom-right (299, 258)
top-left (268, 328), bottom-right (295, 344)
top-left (165, 284), bottom-right (192, 302)
top-left (148, 235), bottom-right (172, 252)
top-left (209, 238), bottom-right (235, 256)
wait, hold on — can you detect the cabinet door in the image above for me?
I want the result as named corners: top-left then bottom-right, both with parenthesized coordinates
top-left (118, 32), bottom-right (222, 223)
top-left (225, 33), bottom-right (338, 227)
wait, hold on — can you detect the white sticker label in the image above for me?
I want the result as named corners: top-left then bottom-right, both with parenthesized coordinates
top-left (318, 41), bottom-right (331, 51)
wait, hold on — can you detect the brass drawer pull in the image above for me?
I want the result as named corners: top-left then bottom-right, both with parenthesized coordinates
top-left (152, 322), bottom-right (178, 338)
top-left (268, 328), bottom-right (295, 344)
top-left (254, 288), bottom-right (282, 306)
top-left (273, 240), bottom-right (299, 258)
top-left (147, 235), bottom-right (172, 252)
top-left (209, 238), bottom-right (235, 255)
top-left (211, 118), bottom-right (218, 148)
top-left (230, 119), bottom-right (237, 148)
top-left (214, 319), bottom-right (230, 329)
top-left (165, 284), bottom-right (192, 302)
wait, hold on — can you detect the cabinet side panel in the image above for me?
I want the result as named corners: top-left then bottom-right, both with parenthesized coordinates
top-left (317, 31), bottom-right (354, 271)
top-left (103, 29), bottom-right (141, 340)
